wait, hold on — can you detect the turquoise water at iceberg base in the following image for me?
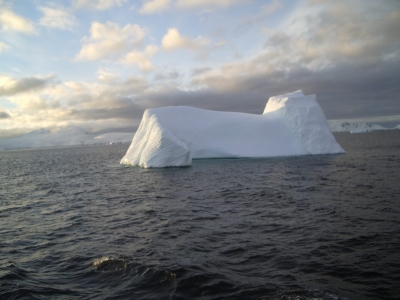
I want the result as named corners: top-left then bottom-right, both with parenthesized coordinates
top-left (0, 131), bottom-right (400, 300)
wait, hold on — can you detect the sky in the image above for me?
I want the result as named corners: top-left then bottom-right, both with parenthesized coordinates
top-left (0, 0), bottom-right (399, 138)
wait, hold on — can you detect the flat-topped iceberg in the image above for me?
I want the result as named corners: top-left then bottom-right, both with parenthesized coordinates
top-left (121, 91), bottom-right (344, 168)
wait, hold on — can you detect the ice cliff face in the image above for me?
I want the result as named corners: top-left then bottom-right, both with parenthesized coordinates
top-left (120, 113), bottom-right (192, 168)
top-left (121, 91), bottom-right (345, 168)
top-left (263, 91), bottom-right (344, 155)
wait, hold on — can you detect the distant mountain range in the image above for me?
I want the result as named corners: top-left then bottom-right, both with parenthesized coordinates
top-left (0, 126), bottom-right (134, 151)
top-left (328, 121), bottom-right (400, 133)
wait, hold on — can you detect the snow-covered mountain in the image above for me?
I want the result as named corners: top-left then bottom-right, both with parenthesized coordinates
top-left (329, 121), bottom-right (388, 133)
top-left (0, 126), bottom-right (134, 150)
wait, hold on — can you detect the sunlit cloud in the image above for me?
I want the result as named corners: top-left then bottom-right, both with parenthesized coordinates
top-left (0, 74), bottom-right (152, 137)
top-left (0, 8), bottom-right (35, 33)
top-left (76, 21), bottom-right (145, 61)
top-left (38, 6), bottom-right (77, 30)
top-left (97, 68), bottom-right (119, 83)
top-left (139, 0), bottom-right (171, 14)
top-left (161, 28), bottom-right (209, 52)
top-left (72, 0), bottom-right (127, 10)
top-left (121, 45), bottom-right (158, 72)
top-left (137, 0), bottom-right (245, 14)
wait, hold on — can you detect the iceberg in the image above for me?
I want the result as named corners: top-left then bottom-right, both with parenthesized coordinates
top-left (121, 91), bottom-right (345, 168)
top-left (93, 132), bottom-right (135, 145)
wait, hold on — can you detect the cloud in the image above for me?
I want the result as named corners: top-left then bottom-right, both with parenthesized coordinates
top-left (239, 0), bottom-right (282, 30)
top-left (59, 76), bottom-right (149, 113)
top-left (121, 45), bottom-right (158, 71)
top-left (261, 0), bottom-right (281, 15)
top-left (38, 6), bottom-right (77, 30)
top-left (154, 70), bottom-right (180, 81)
top-left (175, 0), bottom-right (244, 9)
top-left (0, 111), bottom-right (11, 119)
top-left (0, 8), bottom-right (36, 33)
top-left (72, 0), bottom-right (127, 10)
top-left (161, 28), bottom-right (209, 52)
top-left (4, 0), bottom-right (400, 137)
top-left (0, 127), bottom-right (28, 139)
top-left (192, 67), bottom-right (212, 76)
top-left (0, 74), bottom-right (152, 137)
top-left (97, 69), bottom-right (119, 82)
top-left (12, 93), bottom-right (61, 111)
top-left (0, 41), bottom-right (10, 53)
top-left (0, 74), bottom-right (54, 96)
top-left (137, 0), bottom-right (245, 14)
top-left (185, 0), bottom-right (400, 120)
top-left (139, 0), bottom-right (171, 14)
top-left (190, 59), bottom-right (400, 119)
top-left (267, 0), bottom-right (400, 69)
top-left (76, 22), bottom-right (145, 61)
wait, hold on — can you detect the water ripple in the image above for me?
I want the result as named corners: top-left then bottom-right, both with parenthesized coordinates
top-left (0, 132), bottom-right (400, 299)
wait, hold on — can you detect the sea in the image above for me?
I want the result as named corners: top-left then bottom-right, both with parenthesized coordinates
top-left (0, 131), bottom-right (399, 300)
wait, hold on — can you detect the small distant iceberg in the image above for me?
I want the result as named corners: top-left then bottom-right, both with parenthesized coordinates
top-left (329, 121), bottom-right (387, 133)
top-left (350, 129), bottom-right (368, 134)
top-left (93, 132), bottom-right (135, 145)
top-left (121, 90), bottom-right (345, 168)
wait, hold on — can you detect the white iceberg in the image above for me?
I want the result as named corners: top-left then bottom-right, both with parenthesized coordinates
top-left (93, 132), bottom-right (134, 145)
top-left (121, 90), bottom-right (344, 168)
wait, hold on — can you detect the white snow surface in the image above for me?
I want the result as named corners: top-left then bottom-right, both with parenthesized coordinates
top-left (93, 132), bottom-right (134, 144)
top-left (121, 90), bottom-right (345, 168)
top-left (0, 126), bottom-right (134, 150)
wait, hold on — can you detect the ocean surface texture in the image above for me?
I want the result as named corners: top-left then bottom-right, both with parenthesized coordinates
top-left (1, 131), bottom-right (399, 300)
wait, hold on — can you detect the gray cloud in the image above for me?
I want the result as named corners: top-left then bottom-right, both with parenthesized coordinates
top-left (153, 71), bottom-right (180, 81)
top-left (0, 75), bottom-right (54, 96)
top-left (192, 67), bottom-right (212, 76)
top-left (68, 105), bottom-right (145, 122)
top-left (188, 60), bottom-right (400, 120)
top-left (0, 111), bottom-right (11, 119)
top-left (58, 56), bottom-right (400, 130)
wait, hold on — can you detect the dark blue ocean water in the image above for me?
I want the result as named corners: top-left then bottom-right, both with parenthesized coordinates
top-left (0, 131), bottom-right (400, 300)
